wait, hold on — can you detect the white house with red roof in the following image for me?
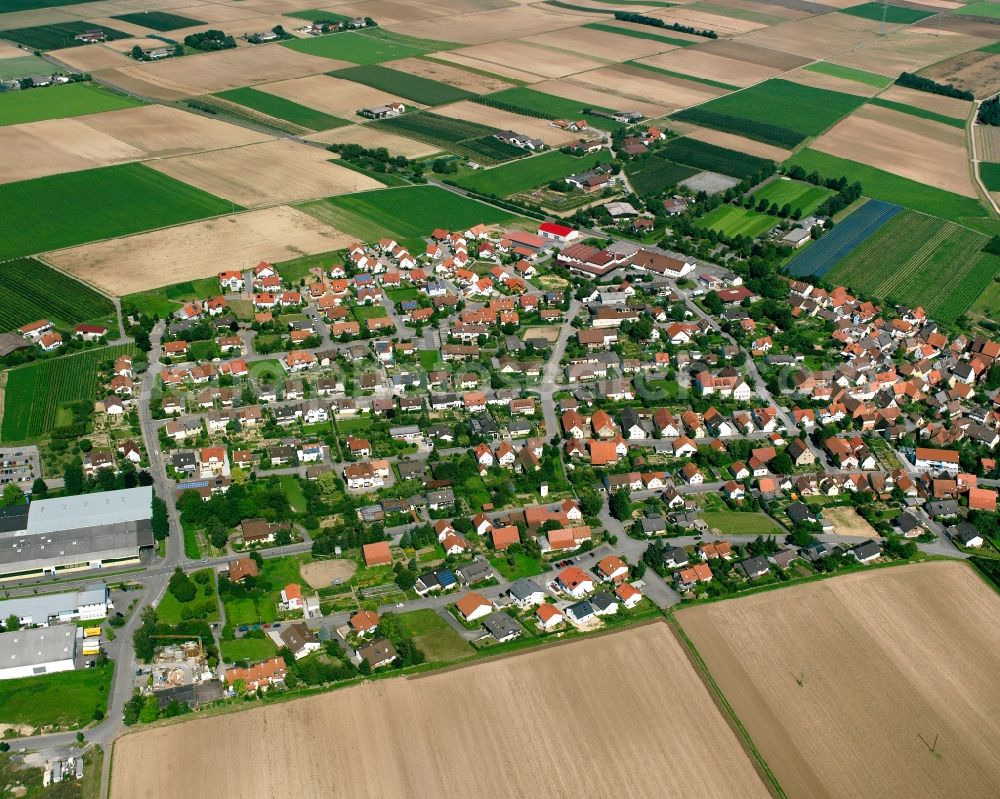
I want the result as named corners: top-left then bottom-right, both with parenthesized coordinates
top-left (538, 222), bottom-right (578, 243)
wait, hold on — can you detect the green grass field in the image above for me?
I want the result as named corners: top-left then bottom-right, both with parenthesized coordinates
top-left (386, 287), bottom-right (420, 302)
top-left (956, 0), bottom-right (1000, 17)
top-left (785, 149), bottom-right (990, 225)
top-left (674, 79), bottom-right (866, 147)
top-left (279, 474), bottom-right (307, 513)
top-left (397, 609), bottom-right (473, 661)
top-left (751, 178), bottom-right (834, 215)
top-left (0, 82), bottom-right (140, 127)
top-left (803, 61), bottom-right (891, 88)
top-left (283, 28), bottom-right (456, 64)
top-left (112, 10), bottom-right (204, 30)
top-left (0, 53), bottom-right (55, 78)
top-left (351, 304), bottom-right (389, 322)
top-left (220, 635), bottom-right (278, 664)
top-left (285, 8), bottom-right (352, 23)
top-left (694, 205), bottom-right (779, 238)
top-left (0, 663), bottom-right (112, 730)
top-left (0, 163), bottom-right (236, 261)
top-left (625, 60), bottom-right (739, 90)
top-left (1, 343), bottom-right (135, 442)
top-left (826, 209), bottom-right (1000, 323)
top-left (866, 96), bottom-right (966, 128)
top-left (452, 151), bottom-right (605, 196)
top-left (482, 87), bottom-right (625, 131)
top-left (156, 569), bottom-right (220, 624)
top-left (489, 553), bottom-right (545, 581)
top-left (214, 87), bottom-right (348, 131)
top-left (840, 2), bottom-right (935, 23)
top-left (981, 162), bottom-right (1000, 191)
top-left (0, 258), bottom-right (114, 333)
top-left (664, 137), bottom-right (774, 179)
top-left (0, 0), bottom-right (91, 10)
top-left (298, 185), bottom-right (519, 241)
top-left (330, 64), bottom-right (472, 105)
top-left (582, 21), bottom-right (695, 46)
top-left (224, 597), bottom-right (277, 626)
top-left (979, 41), bottom-right (1000, 53)
top-left (1, 21), bottom-right (130, 50)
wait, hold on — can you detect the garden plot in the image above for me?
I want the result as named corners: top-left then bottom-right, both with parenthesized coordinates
top-left (812, 104), bottom-right (977, 198)
top-left (568, 65), bottom-right (727, 109)
top-left (44, 206), bottom-right (353, 295)
top-left (255, 74), bottom-right (424, 121)
top-left (148, 139), bottom-right (383, 208)
top-left (447, 41), bottom-right (608, 80)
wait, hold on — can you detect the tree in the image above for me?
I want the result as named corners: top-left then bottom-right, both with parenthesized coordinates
top-left (151, 496), bottom-right (169, 541)
top-left (63, 458), bottom-right (84, 495)
top-left (609, 489), bottom-right (632, 521)
top-left (168, 567), bottom-right (196, 602)
top-left (771, 452), bottom-right (793, 475)
top-left (30, 477), bottom-right (47, 498)
top-left (0, 484), bottom-right (24, 507)
top-left (131, 44), bottom-right (143, 60)
top-left (4, 615), bottom-right (19, 632)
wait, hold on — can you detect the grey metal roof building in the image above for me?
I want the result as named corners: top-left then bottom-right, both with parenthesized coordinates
top-left (0, 624), bottom-right (76, 679)
top-left (0, 583), bottom-right (109, 626)
top-left (0, 487), bottom-right (153, 578)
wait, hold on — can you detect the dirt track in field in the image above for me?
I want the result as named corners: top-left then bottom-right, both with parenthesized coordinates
top-left (678, 561), bottom-right (1000, 799)
top-left (110, 623), bottom-right (772, 799)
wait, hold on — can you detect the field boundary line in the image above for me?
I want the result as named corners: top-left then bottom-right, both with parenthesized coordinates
top-left (666, 613), bottom-right (787, 799)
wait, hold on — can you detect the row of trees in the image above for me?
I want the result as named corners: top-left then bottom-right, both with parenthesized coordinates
top-left (613, 11), bottom-right (717, 38)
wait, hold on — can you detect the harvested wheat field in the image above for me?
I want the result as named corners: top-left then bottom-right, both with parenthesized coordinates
top-left (256, 74), bottom-right (424, 121)
top-left (636, 48), bottom-right (781, 88)
top-left (397, 5), bottom-right (593, 45)
top-left (685, 127), bottom-right (791, 161)
top-left (522, 26), bottom-right (677, 60)
top-left (383, 57), bottom-right (513, 93)
top-left (976, 123), bottom-right (1000, 162)
top-left (341, 0), bottom-right (506, 27)
top-left (110, 623), bottom-right (771, 799)
top-left (678, 561), bottom-right (1000, 799)
top-left (833, 28), bottom-right (993, 76)
top-left (48, 43), bottom-right (129, 72)
top-left (449, 40), bottom-right (608, 79)
top-left (876, 84), bottom-right (972, 118)
top-left (741, 14), bottom-right (881, 59)
top-left (148, 140), bottom-right (382, 207)
top-left (299, 559), bottom-right (357, 589)
top-left (438, 100), bottom-right (578, 147)
top-left (652, 7), bottom-right (769, 35)
top-left (572, 64), bottom-right (729, 109)
top-left (919, 49), bottom-right (1000, 98)
top-left (431, 50), bottom-right (546, 84)
top-left (45, 206), bottom-right (353, 295)
top-left (102, 45), bottom-right (341, 99)
top-left (532, 78), bottom-right (669, 119)
top-left (821, 505), bottom-right (879, 538)
top-left (308, 123), bottom-right (441, 157)
top-left (813, 105), bottom-right (976, 197)
top-left (698, 39), bottom-right (811, 71)
top-left (784, 66), bottom-right (885, 97)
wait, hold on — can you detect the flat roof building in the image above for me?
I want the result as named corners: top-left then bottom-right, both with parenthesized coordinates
top-left (0, 624), bottom-right (76, 680)
top-left (0, 583), bottom-right (109, 627)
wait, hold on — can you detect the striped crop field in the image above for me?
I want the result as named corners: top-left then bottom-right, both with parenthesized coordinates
top-left (784, 199), bottom-right (901, 277)
top-left (826, 210), bottom-right (1000, 323)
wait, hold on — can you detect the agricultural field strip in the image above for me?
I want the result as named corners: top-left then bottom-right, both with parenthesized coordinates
top-left (784, 199), bottom-right (902, 277)
top-left (0, 257), bottom-right (113, 332)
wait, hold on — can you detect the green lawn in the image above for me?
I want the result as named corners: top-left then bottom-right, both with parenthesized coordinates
top-left (112, 10), bottom-right (204, 30)
top-left (826, 209), bottom-right (1000, 323)
top-left (956, 0), bottom-right (1000, 16)
top-left (752, 178), bottom-right (835, 216)
top-left (336, 417), bottom-right (373, 433)
top-left (701, 511), bottom-right (783, 535)
top-left (867, 96), bottom-right (966, 128)
top-left (220, 635), bottom-right (278, 664)
top-left (982, 162), bottom-right (1000, 191)
top-left (0, 82), bottom-right (139, 127)
top-left (803, 61), bottom-right (891, 88)
top-left (418, 349), bottom-right (442, 371)
top-left (784, 149), bottom-right (991, 225)
top-left (695, 205), bottom-right (779, 238)
top-left (283, 28), bottom-right (456, 64)
top-left (674, 79), bottom-right (866, 148)
top-left (452, 151), bottom-right (606, 196)
top-left (330, 64), bottom-right (472, 105)
top-left (214, 87), bottom-right (349, 131)
top-left (386, 287), bottom-right (420, 302)
top-left (297, 185), bottom-right (520, 241)
top-left (0, 163), bottom-right (236, 261)
top-left (0, 663), bottom-right (113, 730)
top-left (397, 609), bottom-right (473, 661)
top-left (225, 597), bottom-right (278, 626)
top-left (840, 1), bottom-right (935, 23)
top-left (351, 303), bottom-right (389, 322)
top-left (488, 553), bottom-right (545, 581)
top-left (279, 475), bottom-right (307, 513)
top-left (462, 474), bottom-right (492, 509)
top-left (156, 569), bottom-right (220, 624)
